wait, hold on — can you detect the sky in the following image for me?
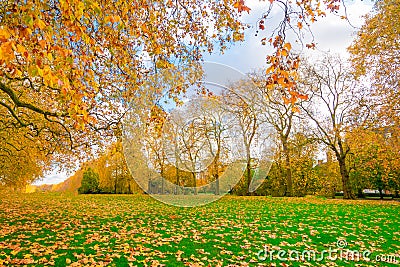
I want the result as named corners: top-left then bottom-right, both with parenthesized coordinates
top-left (34, 0), bottom-right (373, 186)
top-left (204, 0), bottom-right (374, 72)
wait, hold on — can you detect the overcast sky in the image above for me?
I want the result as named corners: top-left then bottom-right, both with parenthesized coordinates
top-left (35, 0), bottom-right (373, 186)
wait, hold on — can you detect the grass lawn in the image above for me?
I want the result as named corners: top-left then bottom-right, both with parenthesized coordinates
top-left (0, 193), bottom-right (399, 266)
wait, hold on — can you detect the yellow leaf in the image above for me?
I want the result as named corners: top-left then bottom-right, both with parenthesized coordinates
top-left (11, 249), bottom-right (20, 255)
top-left (283, 96), bottom-right (290, 105)
top-left (16, 44), bottom-right (26, 54)
top-left (37, 67), bottom-right (44, 76)
top-left (1, 41), bottom-right (13, 54)
top-left (266, 65), bottom-right (275, 73)
top-left (283, 42), bottom-right (292, 51)
top-left (47, 52), bottom-right (53, 61)
top-left (14, 69), bottom-right (23, 78)
top-left (0, 27), bottom-right (10, 39)
top-left (233, 32), bottom-right (244, 41)
top-left (38, 39), bottom-right (47, 49)
top-left (0, 41), bottom-right (15, 60)
top-left (292, 106), bottom-right (300, 113)
top-left (297, 22), bottom-right (303, 29)
top-left (35, 19), bottom-right (46, 30)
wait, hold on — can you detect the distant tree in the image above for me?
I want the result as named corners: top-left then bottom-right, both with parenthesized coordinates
top-left (257, 131), bottom-right (320, 197)
top-left (197, 98), bottom-right (234, 195)
top-left (289, 132), bottom-right (320, 196)
top-left (170, 103), bottom-right (211, 195)
top-left (250, 71), bottom-right (310, 196)
top-left (223, 81), bottom-right (262, 196)
top-left (299, 55), bottom-right (363, 199)
top-left (145, 105), bottom-right (168, 194)
top-left (78, 168), bottom-right (100, 194)
top-left (347, 127), bottom-right (400, 199)
top-left (313, 156), bottom-right (341, 198)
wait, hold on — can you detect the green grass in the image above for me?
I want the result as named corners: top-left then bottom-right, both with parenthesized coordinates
top-left (0, 193), bottom-right (399, 266)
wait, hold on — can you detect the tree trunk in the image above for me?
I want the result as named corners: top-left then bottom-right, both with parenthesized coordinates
top-left (246, 160), bottom-right (252, 196)
top-left (175, 163), bottom-right (180, 195)
top-left (192, 172), bottom-right (197, 195)
top-left (214, 151), bottom-right (220, 195)
top-left (160, 167), bottom-right (165, 195)
top-left (357, 188), bottom-right (364, 198)
top-left (282, 140), bottom-right (293, 197)
top-left (148, 179), bottom-right (152, 194)
top-left (338, 157), bottom-right (354, 199)
top-left (215, 175), bottom-right (220, 195)
top-left (213, 156), bottom-right (220, 195)
top-left (378, 188), bottom-right (384, 200)
top-left (114, 169), bottom-right (118, 194)
top-left (246, 144), bottom-right (252, 196)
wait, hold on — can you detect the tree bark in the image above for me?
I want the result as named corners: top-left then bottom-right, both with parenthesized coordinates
top-left (338, 157), bottom-right (354, 199)
top-left (282, 139), bottom-right (293, 197)
top-left (160, 166), bottom-right (165, 194)
top-left (357, 188), bottom-right (364, 198)
top-left (192, 172), bottom-right (197, 195)
top-left (378, 188), bottom-right (384, 200)
top-left (114, 169), bottom-right (118, 194)
top-left (214, 147), bottom-right (221, 195)
top-left (246, 145), bottom-right (252, 196)
top-left (246, 161), bottom-right (252, 196)
top-left (174, 167), bottom-right (180, 195)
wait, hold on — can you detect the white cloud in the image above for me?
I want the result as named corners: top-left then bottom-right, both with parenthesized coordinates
top-left (33, 170), bottom-right (68, 185)
top-left (205, 0), bottom-right (373, 71)
top-left (305, 0), bottom-right (373, 58)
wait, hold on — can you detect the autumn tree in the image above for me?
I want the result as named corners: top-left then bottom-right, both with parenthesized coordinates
top-left (299, 55), bottom-right (363, 199)
top-left (313, 154), bottom-right (341, 197)
top-left (166, 100), bottom-right (216, 195)
top-left (347, 127), bottom-right (400, 198)
top-left (288, 132), bottom-right (320, 196)
top-left (196, 98), bottom-right (235, 195)
top-left (223, 84), bottom-right (259, 195)
top-left (0, 151), bottom-right (45, 190)
top-left (162, 117), bottom-right (185, 194)
top-left (222, 80), bottom-right (276, 195)
top-left (349, 0), bottom-right (400, 129)
top-left (75, 141), bottom-right (141, 194)
top-left (0, 0), bottom-right (247, 186)
top-left (348, 0), bottom-right (399, 196)
top-left (144, 105), bottom-right (168, 194)
top-left (78, 168), bottom-right (100, 194)
top-left (101, 141), bottom-right (137, 194)
top-left (249, 70), bottom-right (309, 196)
top-left (256, 127), bottom-right (321, 197)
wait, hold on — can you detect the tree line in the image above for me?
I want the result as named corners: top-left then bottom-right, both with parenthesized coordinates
top-left (79, 53), bottom-right (399, 199)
